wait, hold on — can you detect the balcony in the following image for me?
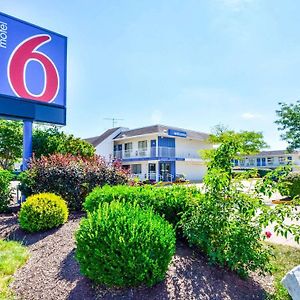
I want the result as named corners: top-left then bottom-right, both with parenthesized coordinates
top-left (114, 146), bottom-right (201, 160)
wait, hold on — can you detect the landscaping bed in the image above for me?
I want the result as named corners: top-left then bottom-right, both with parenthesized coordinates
top-left (0, 213), bottom-right (271, 300)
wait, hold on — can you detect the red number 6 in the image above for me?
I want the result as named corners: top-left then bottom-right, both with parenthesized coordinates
top-left (8, 34), bottom-right (59, 103)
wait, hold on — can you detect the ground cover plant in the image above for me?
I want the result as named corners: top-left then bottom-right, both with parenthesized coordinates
top-left (75, 201), bottom-right (175, 287)
top-left (267, 243), bottom-right (300, 300)
top-left (19, 193), bottom-right (69, 232)
top-left (84, 184), bottom-right (201, 231)
top-left (19, 154), bottom-right (129, 210)
top-left (0, 170), bottom-right (13, 213)
top-left (0, 240), bottom-right (29, 300)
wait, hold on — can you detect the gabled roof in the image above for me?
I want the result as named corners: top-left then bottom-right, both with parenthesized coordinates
top-left (114, 124), bottom-right (209, 141)
top-left (258, 150), bottom-right (292, 156)
top-left (85, 127), bottom-right (121, 147)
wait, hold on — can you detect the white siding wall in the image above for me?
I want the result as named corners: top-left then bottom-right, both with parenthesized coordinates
top-left (95, 128), bottom-right (125, 161)
top-left (175, 138), bottom-right (210, 159)
top-left (176, 161), bottom-right (207, 182)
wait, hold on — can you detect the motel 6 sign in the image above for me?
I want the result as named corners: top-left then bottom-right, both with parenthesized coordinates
top-left (0, 12), bottom-right (67, 125)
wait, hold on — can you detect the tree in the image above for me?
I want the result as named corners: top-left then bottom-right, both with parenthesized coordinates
top-left (201, 125), bottom-right (268, 164)
top-left (275, 101), bottom-right (300, 152)
top-left (0, 120), bottom-right (22, 170)
top-left (0, 121), bottom-right (95, 170)
top-left (32, 126), bottom-right (95, 158)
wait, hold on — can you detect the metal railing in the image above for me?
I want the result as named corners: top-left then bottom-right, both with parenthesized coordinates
top-left (114, 146), bottom-right (201, 160)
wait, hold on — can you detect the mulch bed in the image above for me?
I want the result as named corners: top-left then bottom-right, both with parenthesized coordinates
top-left (0, 213), bottom-right (273, 300)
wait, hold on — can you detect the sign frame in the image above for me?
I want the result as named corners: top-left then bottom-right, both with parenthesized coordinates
top-left (0, 11), bottom-right (67, 125)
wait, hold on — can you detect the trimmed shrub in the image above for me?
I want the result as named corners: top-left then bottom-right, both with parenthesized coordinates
top-left (19, 193), bottom-right (69, 232)
top-left (284, 172), bottom-right (300, 198)
top-left (75, 201), bottom-right (175, 287)
top-left (19, 154), bottom-right (129, 211)
top-left (83, 184), bottom-right (201, 229)
top-left (0, 170), bottom-right (13, 212)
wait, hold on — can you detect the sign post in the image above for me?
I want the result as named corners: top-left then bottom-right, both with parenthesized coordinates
top-left (22, 120), bottom-right (33, 171)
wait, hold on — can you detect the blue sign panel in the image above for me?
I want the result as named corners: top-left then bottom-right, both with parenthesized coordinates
top-left (168, 129), bottom-right (187, 138)
top-left (0, 12), bottom-right (67, 125)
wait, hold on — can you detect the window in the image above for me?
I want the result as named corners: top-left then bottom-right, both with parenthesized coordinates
top-left (124, 142), bottom-right (132, 157)
top-left (138, 141), bottom-right (147, 156)
top-left (239, 159), bottom-right (245, 166)
top-left (148, 163), bottom-right (156, 172)
top-left (138, 140), bottom-right (147, 149)
top-left (278, 156), bottom-right (286, 165)
top-left (131, 164), bottom-right (142, 174)
top-left (249, 158), bottom-right (255, 166)
top-left (125, 142), bottom-right (132, 150)
top-left (267, 157), bottom-right (274, 165)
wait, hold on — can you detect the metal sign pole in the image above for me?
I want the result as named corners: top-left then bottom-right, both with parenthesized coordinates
top-left (20, 120), bottom-right (32, 203)
top-left (22, 120), bottom-right (33, 170)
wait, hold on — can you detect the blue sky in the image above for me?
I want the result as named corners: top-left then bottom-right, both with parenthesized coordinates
top-left (1, 0), bottom-right (300, 149)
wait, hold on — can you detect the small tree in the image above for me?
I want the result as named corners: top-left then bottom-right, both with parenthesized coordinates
top-left (182, 127), bottom-right (300, 277)
top-left (0, 120), bottom-right (22, 170)
top-left (275, 101), bottom-right (300, 151)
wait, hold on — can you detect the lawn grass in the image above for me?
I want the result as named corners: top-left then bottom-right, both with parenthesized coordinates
top-left (267, 242), bottom-right (300, 300)
top-left (0, 239), bottom-right (29, 300)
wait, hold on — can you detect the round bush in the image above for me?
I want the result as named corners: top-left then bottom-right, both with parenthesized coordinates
top-left (83, 185), bottom-right (201, 230)
top-left (19, 193), bottom-right (69, 232)
top-left (284, 172), bottom-right (300, 198)
top-left (75, 201), bottom-right (176, 287)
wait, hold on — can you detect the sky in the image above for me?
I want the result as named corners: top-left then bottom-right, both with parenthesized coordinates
top-left (1, 0), bottom-right (300, 149)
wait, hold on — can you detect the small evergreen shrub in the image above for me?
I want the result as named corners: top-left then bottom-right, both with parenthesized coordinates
top-left (284, 172), bottom-right (300, 198)
top-left (0, 170), bottom-right (13, 212)
top-left (75, 201), bottom-right (175, 287)
top-left (19, 154), bottom-right (129, 210)
top-left (19, 193), bottom-right (69, 232)
top-left (83, 185), bottom-right (201, 229)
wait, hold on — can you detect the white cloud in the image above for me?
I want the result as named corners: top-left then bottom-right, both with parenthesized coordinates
top-left (151, 110), bottom-right (163, 124)
top-left (241, 112), bottom-right (263, 120)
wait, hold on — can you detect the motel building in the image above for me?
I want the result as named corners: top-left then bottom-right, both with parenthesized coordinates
top-left (234, 150), bottom-right (300, 170)
top-left (86, 125), bottom-right (211, 182)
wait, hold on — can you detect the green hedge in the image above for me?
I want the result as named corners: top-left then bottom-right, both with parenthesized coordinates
top-left (83, 185), bottom-right (201, 230)
top-left (75, 201), bottom-right (175, 287)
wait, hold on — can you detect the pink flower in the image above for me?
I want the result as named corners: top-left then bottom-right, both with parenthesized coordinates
top-left (265, 231), bottom-right (272, 239)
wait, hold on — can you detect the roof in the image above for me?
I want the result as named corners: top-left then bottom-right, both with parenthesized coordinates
top-left (246, 150), bottom-right (295, 157)
top-left (259, 150), bottom-right (291, 156)
top-left (114, 124), bottom-right (209, 140)
top-left (84, 127), bottom-right (121, 147)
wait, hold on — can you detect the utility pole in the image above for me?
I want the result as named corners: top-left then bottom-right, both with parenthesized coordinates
top-left (104, 117), bottom-right (124, 128)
